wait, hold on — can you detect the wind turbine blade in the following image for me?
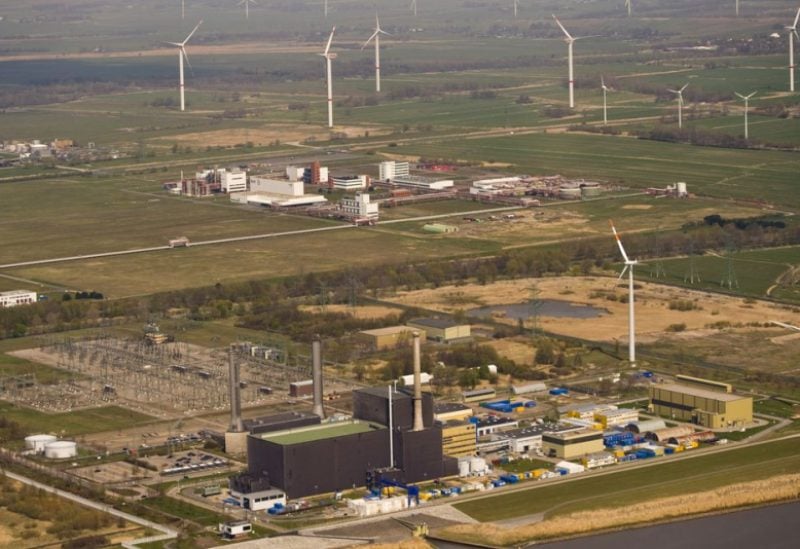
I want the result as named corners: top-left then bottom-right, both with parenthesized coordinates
top-left (735, 92), bottom-right (745, 100)
top-left (618, 265), bottom-right (628, 282)
top-left (666, 88), bottom-right (678, 94)
top-left (183, 20), bottom-right (203, 45)
top-left (324, 27), bottom-right (336, 55)
top-left (746, 92), bottom-right (757, 99)
top-left (610, 221), bottom-right (631, 263)
top-left (601, 75), bottom-right (605, 88)
top-left (362, 31), bottom-right (379, 49)
top-left (794, 7), bottom-right (800, 30)
top-left (165, 41), bottom-right (182, 47)
top-left (552, 15), bottom-right (573, 40)
top-left (182, 47), bottom-right (194, 76)
top-left (679, 83), bottom-right (688, 92)
top-left (770, 320), bottom-right (800, 332)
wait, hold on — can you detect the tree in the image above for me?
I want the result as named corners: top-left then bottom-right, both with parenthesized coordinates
top-left (458, 368), bottom-right (479, 390)
top-left (353, 364), bottom-right (367, 382)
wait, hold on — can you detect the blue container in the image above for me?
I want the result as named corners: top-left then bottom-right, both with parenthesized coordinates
top-left (524, 401), bottom-right (537, 408)
top-left (549, 388), bottom-right (569, 396)
top-left (491, 480), bottom-right (506, 487)
top-left (499, 474), bottom-right (519, 484)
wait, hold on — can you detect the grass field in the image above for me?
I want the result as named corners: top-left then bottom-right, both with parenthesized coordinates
top-left (139, 496), bottom-right (229, 528)
top-left (454, 437), bottom-right (800, 522)
top-left (0, 402), bottom-right (155, 438)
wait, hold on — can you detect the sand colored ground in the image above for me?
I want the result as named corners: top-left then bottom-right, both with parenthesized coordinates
top-left (485, 337), bottom-right (535, 366)
top-left (161, 124), bottom-right (389, 148)
top-left (385, 276), bottom-right (800, 343)
top-left (298, 304), bottom-right (404, 319)
top-left (442, 473), bottom-right (800, 546)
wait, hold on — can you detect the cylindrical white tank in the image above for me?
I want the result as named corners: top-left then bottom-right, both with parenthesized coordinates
top-left (470, 457), bottom-right (486, 474)
top-left (44, 440), bottom-right (77, 459)
top-left (676, 182), bottom-right (687, 196)
top-left (458, 459), bottom-right (470, 477)
top-left (25, 434), bottom-right (57, 453)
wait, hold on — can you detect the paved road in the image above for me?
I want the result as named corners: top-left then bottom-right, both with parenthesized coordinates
top-left (1, 469), bottom-right (178, 548)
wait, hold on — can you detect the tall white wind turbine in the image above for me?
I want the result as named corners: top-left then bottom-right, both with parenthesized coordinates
top-left (238, 0), bottom-right (256, 19)
top-left (735, 91), bottom-right (756, 140)
top-left (363, 15), bottom-right (390, 93)
top-left (324, 0), bottom-right (328, 18)
top-left (667, 83), bottom-right (688, 128)
top-left (514, 0), bottom-right (519, 18)
top-left (626, 0), bottom-right (632, 17)
top-left (166, 20), bottom-right (203, 112)
top-left (553, 15), bottom-right (579, 109)
top-left (181, 0), bottom-right (185, 20)
top-left (601, 76), bottom-right (611, 125)
top-left (736, 0), bottom-right (739, 17)
top-left (611, 221), bottom-right (638, 368)
top-left (411, 0), bottom-right (418, 17)
top-left (319, 27), bottom-right (337, 128)
top-left (787, 7), bottom-right (800, 92)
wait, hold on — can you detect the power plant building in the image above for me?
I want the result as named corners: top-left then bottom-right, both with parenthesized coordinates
top-left (542, 429), bottom-right (604, 460)
top-left (439, 420), bottom-right (477, 458)
top-left (356, 326), bottom-right (424, 350)
top-left (407, 318), bottom-right (471, 343)
top-left (649, 382), bottom-right (753, 429)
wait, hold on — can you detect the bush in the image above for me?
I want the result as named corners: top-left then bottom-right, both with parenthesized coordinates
top-left (666, 323), bottom-right (687, 332)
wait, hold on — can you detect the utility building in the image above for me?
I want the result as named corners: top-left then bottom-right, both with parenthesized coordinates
top-left (649, 382), bottom-right (753, 429)
top-left (542, 429), bottom-right (604, 459)
top-left (356, 326), bottom-right (423, 350)
top-left (407, 318), bottom-right (471, 343)
top-left (439, 420), bottom-right (477, 458)
top-left (0, 290), bottom-right (37, 308)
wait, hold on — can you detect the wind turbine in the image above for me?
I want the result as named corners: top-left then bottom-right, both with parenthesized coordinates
top-left (319, 27), bottom-right (337, 128)
top-left (667, 83), bottom-right (688, 128)
top-left (787, 7), bottom-right (800, 92)
top-left (363, 15), bottom-right (390, 93)
top-left (552, 15), bottom-right (582, 109)
top-left (180, 0), bottom-right (185, 20)
top-left (735, 91), bottom-right (756, 140)
top-left (736, 0), bottom-right (739, 17)
top-left (625, 0), bottom-right (631, 17)
top-left (601, 76), bottom-right (611, 125)
top-left (324, 0), bottom-right (328, 18)
top-left (514, 0), bottom-right (519, 18)
top-left (770, 320), bottom-right (800, 332)
top-left (166, 20), bottom-right (203, 112)
top-left (611, 221), bottom-right (638, 368)
top-left (411, 0), bottom-right (418, 17)
top-left (238, 0), bottom-right (256, 19)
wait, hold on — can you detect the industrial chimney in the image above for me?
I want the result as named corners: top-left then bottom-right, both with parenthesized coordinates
top-left (312, 336), bottom-right (325, 419)
top-left (412, 331), bottom-right (423, 432)
top-left (228, 344), bottom-right (243, 433)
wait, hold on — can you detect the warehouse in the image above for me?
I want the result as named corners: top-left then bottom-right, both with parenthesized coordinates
top-left (475, 416), bottom-right (519, 437)
top-left (649, 382), bottom-right (753, 429)
top-left (356, 326), bottom-right (424, 350)
top-left (407, 317), bottom-right (471, 343)
top-left (501, 426), bottom-right (546, 454)
top-left (595, 408), bottom-right (638, 428)
top-left (0, 290), bottom-right (37, 308)
top-left (512, 382), bottom-right (547, 396)
top-left (563, 403), bottom-right (618, 421)
top-left (542, 428), bottom-right (604, 460)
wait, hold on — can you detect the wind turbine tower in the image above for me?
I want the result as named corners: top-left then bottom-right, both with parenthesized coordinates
top-left (667, 84), bottom-right (688, 129)
top-left (239, 0), bottom-right (256, 19)
top-left (611, 221), bottom-right (638, 368)
top-left (626, 0), bottom-right (632, 17)
top-left (411, 0), bottom-right (418, 17)
top-left (320, 27), bottom-right (337, 128)
top-left (553, 15), bottom-right (577, 109)
top-left (167, 20), bottom-right (203, 112)
top-left (514, 0), bottom-right (519, 18)
top-left (181, 0), bottom-right (185, 20)
top-left (735, 91), bottom-right (756, 140)
top-left (787, 8), bottom-right (800, 92)
top-left (363, 15), bottom-right (390, 93)
top-left (601, 76), bottom-right (611, 125)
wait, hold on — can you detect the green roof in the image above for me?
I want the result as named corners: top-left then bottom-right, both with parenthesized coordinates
top-left (258, 420), bottom-right (384, 445)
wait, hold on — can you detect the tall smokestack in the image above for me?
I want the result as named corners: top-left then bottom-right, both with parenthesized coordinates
top-left (412, 331), bottom-right (423, 432)
top-left (228, 344), bottom-right (243, 432)
top-left (312, 336), bottom-right (325, 419)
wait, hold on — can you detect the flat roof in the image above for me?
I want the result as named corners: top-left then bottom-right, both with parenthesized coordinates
top-left (243, 412), bottom-right (318, 429)
top-left (502, 427), bottom-right (546, 439)
top-left (258, 420), bottom-right (384, 445)
top-left (359, 326), bottom-right (417, 337)
top-left (409, 317), bottom-right (464, 330)
top-left (355, 386), bottom-right (411, 400)
top-left (655, 383), bottom-right (748, 402)
top-left (434, 402), bottom-right (471, 414)
top-left (0, 289), bottom-right (35, 297)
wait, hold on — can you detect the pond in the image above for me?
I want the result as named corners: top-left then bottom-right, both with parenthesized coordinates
top-left (467, 299), bottom-right (608, 321)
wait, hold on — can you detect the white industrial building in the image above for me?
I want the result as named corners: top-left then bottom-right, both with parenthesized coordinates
top-left (392, 175), bottom-right (454, 191)
top-left (400, 372), bottom-right (433, 386)
top-left (231, 176), bottom-right (327, 208)
top-left (470, 177), bottom-right (522, 196)
top-left (512, 382), bottom-right (547, 396)
top-left (340, 192), bottom-right (379, 221)
top-left (195, 167), bottom-right (248, 193)
top-left (501, 426), bottom-right (546, 454)
top-left (331, 175), bottom-right (368, 190)
top-left (228, 486), bottom-right (286, 511)
top-left (0, 290), bottom-right (37, 308)
top-left (379, 160), bottom-right (410, 181)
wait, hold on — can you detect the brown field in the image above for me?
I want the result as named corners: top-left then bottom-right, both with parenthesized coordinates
top-left (298, 304), bottom-right (404, 319)
top-left (385, 276), bottom-right (800, 343)
top-left (441, 473), bottom-right (800, 546)
top-left (485, 337), bottom-right (535, 366)
top-left (161, 124), bottom-right (389, 148)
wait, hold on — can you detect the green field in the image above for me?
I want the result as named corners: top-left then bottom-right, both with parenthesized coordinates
top-left (454, 437), bottom-right (800, 522)
top-left (0, 402), bottom-right (155, 438)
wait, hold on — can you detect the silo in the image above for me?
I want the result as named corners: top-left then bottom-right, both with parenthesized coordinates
top-left (44, 440), bottom-right (77, 459)
top-left (580, 183), bottom-right (601, 199)
top-left (25, 434), bottom-right (57, 453)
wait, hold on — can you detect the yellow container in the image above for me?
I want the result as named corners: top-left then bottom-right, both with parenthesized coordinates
top-left (532, 469), bottom-right (546, 479)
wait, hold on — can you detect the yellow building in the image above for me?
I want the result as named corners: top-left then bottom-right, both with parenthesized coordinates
top-left (649, 383), bottom-right (752, 429)
top-left (407, 318), bottom-right (471, 343)
top-left (439, 420), bottom-right (477, 458)
top-left (542, 429), bottom-right (604, 460)
top-left (434, 402), bottom-right (474, 423)
top-left (356, 326), bottom-right (425, 350)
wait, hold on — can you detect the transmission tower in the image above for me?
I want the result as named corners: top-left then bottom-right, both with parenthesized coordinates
top-left (684, 241), bottom-right (701, 284)
top-left (720, 241), bottom-right (739, 290)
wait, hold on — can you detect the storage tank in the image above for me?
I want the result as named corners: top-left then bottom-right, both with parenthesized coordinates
top-left (580, 183), bottom-right (601, 199)
top-left (44, 440), bottom-right (77, 459)
top-left (25, 434), bottom-right (57, 453)
top-left (676, 182), bottom-right (687, 197)
top-left (469, 457), bottom-right (486, 474)
top-left (558, 186), bottom-right (582, 200)
top-left (458, 458), bottom-right (471, 477)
